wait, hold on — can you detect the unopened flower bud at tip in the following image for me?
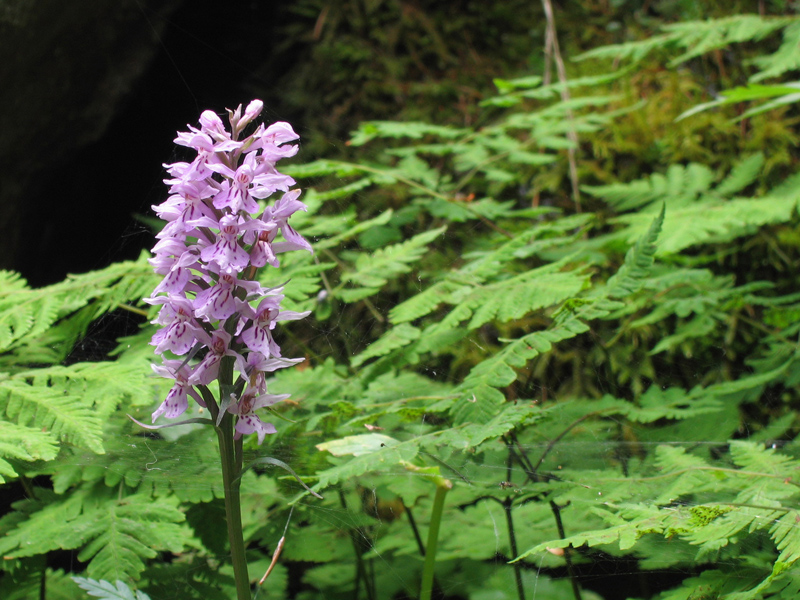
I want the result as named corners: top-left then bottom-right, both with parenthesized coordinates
top-left (244, 99), bottom-right (264, 121)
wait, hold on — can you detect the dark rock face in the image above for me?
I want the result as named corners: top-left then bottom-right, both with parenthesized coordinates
top-left (0, 0), bottom-right (183, 283)
top-left (1, 0), bottom-right (534, 286)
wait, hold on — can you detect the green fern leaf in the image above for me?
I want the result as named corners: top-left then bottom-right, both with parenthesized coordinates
top-left (72, 577), bottom-right (151, 600)
top-left (658, 570), bottom-right (743, 600)
top-left (715, 153), bottom-right (765, 196)
top-left (685, 505), bottom-right (778, 555)
top-left (348, 121), bottom-right (467, 146)
top-left (768, 511), bottom-right (800, 565)
top-left (624, 385), bottom-right (722, 423)
top-left (447, 402), bottom-right (545, 449)
top-left (307, 177), bottom-right (373, 202)
top-left (78, 494), bottom-right (190, 583)
top-left (0, 304), bottom-right (34, 352)
top-left (584, 163), bottom-right (713, 211)
top-left (336, 287), bottom-right (381, 303)
top-left (0, 487), bottom-right (190, 583)
top-left (515, 503), bottom-right (678, 559)
top-left (666, 16), bottom-right (794, 65)
top-left (52, 429), bottom-right (224, 503)
top-left (575, 31), bottom-right (678, 63)
top-left (315, 209), bottom-right (393, 250)
top-left (649, 446), bottom-right (724, 504)
top-left (389, 280), bottom-right (466, 324)
top-left (469, 269), bottom-right (589, 329)
top-left (0, 252), bottom-right (156, 367)
top-left (614, 192), bottom-right (797, 255)
top-left (343, 226), bottom-right (446, 291)
top-left (283, 159), bottom-right (362, 178)
top-left (12, 360), bottom-right (159, 417)
top-left (0, 420), bottom-right (59, 482)
top-left (313, 433), bottom-right (431, 491)
top-left (575, 15), bottom-right (794, 66)
top-left (750, 21), bottom-right (800, 82)
top-left (649, 313), bottom-right (718, 355)
top-left (605, 204), bottom-right (664, 299)
top-left (0, 380), bottom-right (104, 454)
top-left (351, 324), bottom-right (421, 368)
top-left (453, 315), bottom-right (590, 423)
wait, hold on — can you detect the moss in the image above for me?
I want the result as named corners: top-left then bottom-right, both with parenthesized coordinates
top-left (689, 504), bottom-right (733, 527)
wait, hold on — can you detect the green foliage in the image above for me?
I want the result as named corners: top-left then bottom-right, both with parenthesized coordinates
top-left (5, 6), bottom-right (800, 600)
top-left (575, 14), bottom-right (797, 73)
top-left (73, 577), bottom-right (151, 600)
top-left (0, 487), bottom-right (190, 583)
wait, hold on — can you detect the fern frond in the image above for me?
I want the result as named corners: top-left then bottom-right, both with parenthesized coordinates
top-left (665, 16), bottom-right (794, 65)
top-left (389, 280), bottom-right (466, 324)
top-left (713, 153), bottom-right (764, 196)
top-left (750, 21), bottom-right (800, 82)
top-left (609, 183), bottom-right (798, 255)
top-left (73, 577), bottom-right (152, 600)
top-left (446, 402), bottom-right (544, 449)
top-left (0, 487), bottom-right (190, 583)
top-left (575, 31), bottom-right (678, 63)
top-left (77, 494), bottom-right (190, 583)
top-left (306, 177), bottom-right (373, 202)
top-left (605, 204), bottom-right (664, 298)
top-left (0, 379), bottom-right (104, 454)
top-left (51, 429), bottom-right (224, 503)
top-left (450, 268), bottom-right (589, 330)
top-left (351, 324), bottom-right (421, 368)
top-left (348, 121), bottom-right (468, 146)
top-left (0, 420), bottom-right (59, 482)
top-left (575, 15), bottom-right (795, 65)
top-left (438, 218), bottom-right (661, 424)
top-left (515, 503), bottom-right (678, 559)
top-left (283, 159), bottom-right (363, 178)
top-left (338, 226), bottom-right (445, 301)
top-left (453, 315), bottom-right (590, 423)
top-left (12, 360), bottom-right (160, 417)
top-left (314, 209), bottom-right (393, 250)
top-left (313, 432), bottom-right (440, 491)
top-left (583, 163), bottom-right (715, 212)
top-left (0, 252), bottom-right (156, 367)
top-left (770, 510), bottom-right (800, 566)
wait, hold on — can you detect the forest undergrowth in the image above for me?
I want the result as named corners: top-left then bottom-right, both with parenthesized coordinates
top-left (2, 4), bottom-right (800, 600)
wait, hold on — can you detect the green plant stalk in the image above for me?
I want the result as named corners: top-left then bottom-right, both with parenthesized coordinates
top-left (419, 478), bottom-right (452, 600)
top-left (338, 489), bottom-right (375, 600)
top-left (216, 355), bottom-right (250, 600)
top-left (504, 501), bottom-right (525, 600)
top-left (217, 413), bottom-right (249, 599)
top-left (503, 444), bottom-right (524, 600)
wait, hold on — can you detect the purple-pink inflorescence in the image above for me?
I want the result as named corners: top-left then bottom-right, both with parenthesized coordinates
top-left (147, 100), bottom-right (311, 444)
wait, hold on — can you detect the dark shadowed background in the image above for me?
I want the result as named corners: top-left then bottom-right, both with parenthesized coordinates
top-left (0, 0), bottom-right (541, 286)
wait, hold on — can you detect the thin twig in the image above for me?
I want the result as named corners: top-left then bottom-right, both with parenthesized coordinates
top-left (543, 23), bottom-right (554, 86)
top-left (402, 500), bottom-right (427, 556)
top-left (504, 445), bottom-right (526, 600)
top-left (512, 435), bottom-right (583, 600)
top-left (339, 489), bottom-right (375, 600)
top-left (550, 500), bottom-right (583, 600)
top-left (541, 0), bottom-right (582, 211)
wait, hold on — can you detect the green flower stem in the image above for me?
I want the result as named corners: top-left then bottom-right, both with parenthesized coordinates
top-left (419, 477), bottom-right (452, 600)
top-left (217, 412), bottom-right (250, 600)
top-left (216, 354), bottom-right (251, 600)
top-left (504, 500), bottom-right (525, 600)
